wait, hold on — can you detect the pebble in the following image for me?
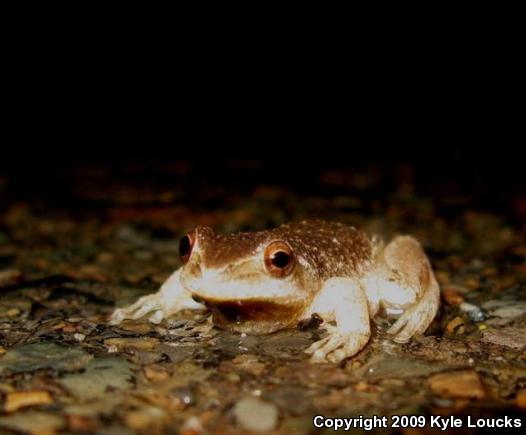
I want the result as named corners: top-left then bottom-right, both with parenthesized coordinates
top-left (233, 397), bottom-right (278, 433)
top-left (492, 306), bottom-right (526, 319)
top-left (481, 327), bottom-right (526, 350)
top-left (143, 364), bottom-right (170, 383)
top-left (6, 308), bottom-right (20, 317)
top-left (4, 390), bottom-right (54, 412)
top-left (0, 411), bottom-right (64, 434)
top-left (428, 371), bottom-right (486, 399)
top-left (446, 317), bottom-right (465, 334)
top-left (118, 319), bottom-right (152, 334)
top-left (443, 288), bottom-right (464, 306)
top-left (230, 354), bottom-right (266, 376)
top-left (104, 337), bottom-right (159, 352)
top-left (0, 269), bottom-right (22, 286)
top-left (459, 302), bottom-right (486, 321)
top-left (172, 387), bottom-right (196, 407)
top-left (0, 343), bottom-right (93, 375)
top-left (125, 406), bottom-right (168, 432)
top-left (181, 416), bottom-right (204, 435)
top-left (66, 415), bottom-right (99, 432)
top-left (482, 300), bottom-right (526, 319)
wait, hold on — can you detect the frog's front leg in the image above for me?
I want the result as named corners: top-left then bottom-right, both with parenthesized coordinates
top-left (109, 269), bottom-right (205, 325)
top-left (304, 277), bottom-right (371, 363)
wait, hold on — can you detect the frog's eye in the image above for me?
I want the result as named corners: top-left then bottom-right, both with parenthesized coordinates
top-left (179, 230), bottom-right (196, 264)
top-left (264, 241), bottom-right (294, 277)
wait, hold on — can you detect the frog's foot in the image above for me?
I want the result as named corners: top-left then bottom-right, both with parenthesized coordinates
top-left (380, 236), bottom-right (440, 343)
top-left (386, 294), bottom-right (437, 342)
top-left (305, 325), bottom-right (369, 363)
top-left (110, 293), bottom-right (166, 325)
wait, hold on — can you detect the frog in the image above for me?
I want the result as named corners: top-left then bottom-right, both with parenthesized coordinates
top-left (110, 220), bottom-right (440, 363)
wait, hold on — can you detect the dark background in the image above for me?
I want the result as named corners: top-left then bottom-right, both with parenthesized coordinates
top-left (1, 149), bottom-right (525, 222)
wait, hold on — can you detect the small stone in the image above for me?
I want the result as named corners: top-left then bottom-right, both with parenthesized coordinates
top-left (96, 252), bottom-right (115, 264)
top-left (61, 357), bottom-right (135, 400)
top-left (481, 327), bottom-right (526, 350)
top-left (143, 364), bottom-right (170, 383)
top-left (446, 317), bottom-right (465, 334)
top-left (443, 288), bottom-right (464, 306)
top-left (181, 416), bottom-right (203, 435)
top-left (492, 306), bottom-right (526, 319)
top-left (233, 397), bottom-right (278, 433)
top-left (516, 389), bottom-right (526, 409)
top-left (482, 300), bottom-right (526, 319)
top-left (354, 381), bottom-right (369, 392)
top-left (0, 411), bottom-right (64, 434)
top-left (66, 415), bottom-right (99, 432)
top-left (125, 406), bottom-right (168, 432)
top-left (6, 308), bottom-right (20, 317)
top-left (118, 319), bottom-right (152, 334)
top-left (73, 333), bottom-right (86, 342)
top-left (62, 324), bottom-right (77, 333)
top-left (428, 371), bottom-right (486, 399)
top-left (0, 269), bottom-right (22, 286)
top-left (75, 264), bottom-right (109, 282)
top-left (172, 387), bottom-right (196, 407)
top-left (0, 343), bottom-right (93, 375)
top-left (230, 354), bottom-right (266, 376)
top-left (459, 302), bottom-right (486, 322)
top-left (104, 337), bottom-right (159, 352)
top-left (4, 390), bottom-right (54, 412)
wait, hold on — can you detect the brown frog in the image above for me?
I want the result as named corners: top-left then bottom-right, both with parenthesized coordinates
top-left (110, 220), bottom-right (440, 363)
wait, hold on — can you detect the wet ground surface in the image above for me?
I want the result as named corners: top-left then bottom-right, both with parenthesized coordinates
top-left (0, 162), bottom-right (525, 434)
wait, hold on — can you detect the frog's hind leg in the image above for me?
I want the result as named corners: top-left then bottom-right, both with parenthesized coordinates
top-left (377, 236), bottom-right (440, 343)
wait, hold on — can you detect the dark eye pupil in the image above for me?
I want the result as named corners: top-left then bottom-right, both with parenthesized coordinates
top-left (272, 251), bottom-right (290, 268)
top-left (179, 235), bottom-right (191, 258)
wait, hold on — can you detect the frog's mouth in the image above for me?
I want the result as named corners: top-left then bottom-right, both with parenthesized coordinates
top-left (196, 297), bottom-right (304, 334)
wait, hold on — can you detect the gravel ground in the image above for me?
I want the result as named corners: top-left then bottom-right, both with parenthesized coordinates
top-left (0, 161), bottom-right (525, 434)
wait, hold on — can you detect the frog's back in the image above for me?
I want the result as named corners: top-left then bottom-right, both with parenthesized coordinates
top-left (271, 220), bottom-right (373, 279)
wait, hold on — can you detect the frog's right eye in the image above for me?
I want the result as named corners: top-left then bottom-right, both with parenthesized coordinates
top-left (264, 241), bottom-right (295, 278)
top-left (179, 231), bottom-right (196, 264)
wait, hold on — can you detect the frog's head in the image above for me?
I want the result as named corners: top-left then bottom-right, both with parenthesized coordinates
top-left (178, 226), bottom-right (320, 333)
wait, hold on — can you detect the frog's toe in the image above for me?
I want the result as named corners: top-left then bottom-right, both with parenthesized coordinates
top-left (307, 333), bottom-right (362, 363)
top-left (148, 310), bottom-right (164, 324)
top-left (386, 310), bottom-right (411, 336)
top-left (304, 325), bottom-right (338, 356)
top-left (327, 348), bottom-right (351, 364)
top-left (109, 309), bottom-right (125, 325)
top-left (388, 302), bottom-right (435, 343)
top-left (129, 299), bottom-right (162, 320)
top-left (109, 294), bottom-right (162, 324)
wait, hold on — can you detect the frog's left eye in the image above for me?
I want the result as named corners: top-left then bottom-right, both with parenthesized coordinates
top-left (179, 230), bottom-right (196, 264)
top-left (264, 241), bottom-right (294, 277)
